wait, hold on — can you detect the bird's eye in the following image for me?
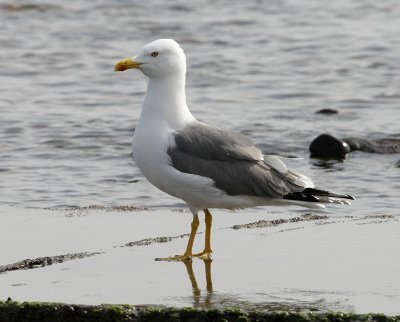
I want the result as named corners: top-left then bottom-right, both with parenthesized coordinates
top-left (151, 52), bottom-right (159, 57)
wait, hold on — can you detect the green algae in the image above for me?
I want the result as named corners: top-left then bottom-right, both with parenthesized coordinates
top-left (0, 301), bottom-right (399, 322)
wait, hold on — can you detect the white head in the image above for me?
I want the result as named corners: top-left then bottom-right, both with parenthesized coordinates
top-left (115, 39), bottom-right (186, 79)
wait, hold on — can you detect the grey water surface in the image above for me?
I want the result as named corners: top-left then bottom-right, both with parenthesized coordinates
top-left (0, 0), bottom-right (399, 215)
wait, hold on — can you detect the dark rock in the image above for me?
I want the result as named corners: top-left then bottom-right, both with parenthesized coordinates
top-left (309, 134), bottom-right (350, 159)
top-left (315, 108), bottom-right (339, 115)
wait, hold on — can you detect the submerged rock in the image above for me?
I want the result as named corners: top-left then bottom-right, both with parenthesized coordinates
top-left (232, 213), bottom-right (328, 230)
top-left (0, 252), bottom-right (101, 274)
top-left (310, 133), bottom-right (400, 159)
top-left (0, 4), bottom-right (59, 11)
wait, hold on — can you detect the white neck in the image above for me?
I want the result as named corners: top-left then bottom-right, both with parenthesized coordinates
top-left (140, 74), bottom-right (195, 129)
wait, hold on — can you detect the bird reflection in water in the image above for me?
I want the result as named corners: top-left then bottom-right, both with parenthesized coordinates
top-left (182, 259), bottom-right (213, 307)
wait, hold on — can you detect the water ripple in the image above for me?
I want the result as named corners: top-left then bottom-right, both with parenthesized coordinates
top-left (0, 0), bottom-right (399, 216)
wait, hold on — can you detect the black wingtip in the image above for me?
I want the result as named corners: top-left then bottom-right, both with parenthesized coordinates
top-left (304, 188), bottom-right (355, 200)
top-left (284, 188), bottom-right (355, 203)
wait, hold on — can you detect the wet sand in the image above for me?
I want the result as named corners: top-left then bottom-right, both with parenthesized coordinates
top-left (0, 205), bottom-right (399, 314)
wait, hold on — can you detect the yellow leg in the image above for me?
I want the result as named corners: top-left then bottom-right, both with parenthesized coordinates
top-left (193, 209), bottom-right (213, 259)
top-left (155, 215), bottom-right (199, 261)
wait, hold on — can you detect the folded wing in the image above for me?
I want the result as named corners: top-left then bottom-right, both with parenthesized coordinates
top-left (168, 123), bottom-right (313, 199)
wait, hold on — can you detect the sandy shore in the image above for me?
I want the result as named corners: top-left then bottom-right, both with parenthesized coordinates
top-left (0, 205), bottom-right (399, 314)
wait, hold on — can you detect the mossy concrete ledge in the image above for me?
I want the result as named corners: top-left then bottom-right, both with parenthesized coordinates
top-left (0, 301), bottom-right (399, 322)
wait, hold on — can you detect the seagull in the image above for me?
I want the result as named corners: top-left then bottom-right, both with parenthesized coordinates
top-left (115, 39), bottom-right (354, 261)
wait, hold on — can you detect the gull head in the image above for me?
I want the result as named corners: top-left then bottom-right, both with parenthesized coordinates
top-left (114, 39), bottom-right (186, 78)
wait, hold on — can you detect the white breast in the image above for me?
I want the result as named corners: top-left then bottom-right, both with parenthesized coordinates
top-left (133, 118), bottom-right (171, 188)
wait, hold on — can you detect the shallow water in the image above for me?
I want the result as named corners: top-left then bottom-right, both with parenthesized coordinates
top-left (0, 0), bottom-right (399, 214)
top-left (1, 207), bottom-right (399, 314)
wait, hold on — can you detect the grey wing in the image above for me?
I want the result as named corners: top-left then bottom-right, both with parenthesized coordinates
top-left (168, 123), bottom-right (311, 199)
top-left (172, 122), bottom-right (263, 161)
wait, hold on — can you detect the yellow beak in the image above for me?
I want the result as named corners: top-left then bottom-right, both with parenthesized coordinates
top-left (114, 58), bottom-right (142, 72)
